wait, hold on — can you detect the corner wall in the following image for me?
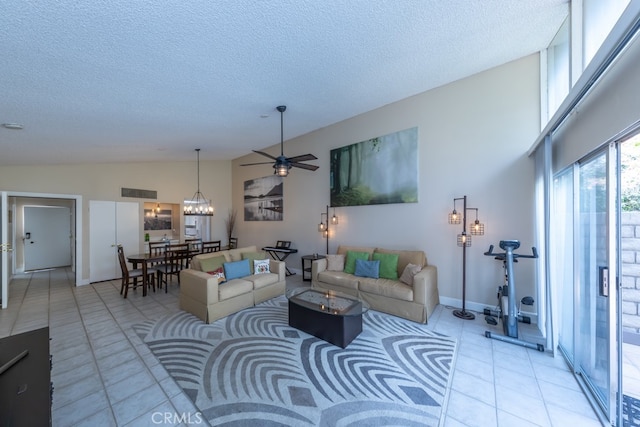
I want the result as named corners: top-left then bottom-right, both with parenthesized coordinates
top-left (233, 54), bottom-right (541, 310)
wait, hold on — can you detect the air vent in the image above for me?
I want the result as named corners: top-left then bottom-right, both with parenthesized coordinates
top-left (121, 188), bottom-right (157, 199)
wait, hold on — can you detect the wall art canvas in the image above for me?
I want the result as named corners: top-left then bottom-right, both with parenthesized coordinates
top-left (244, 175), bottom-right (284, 221)
top-left (330, 127), bottom-right (418, 207)
top-left (144, 209), bottom-right (173, 230)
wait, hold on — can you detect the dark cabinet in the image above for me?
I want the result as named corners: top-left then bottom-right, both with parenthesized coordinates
top-left (0, 327), bottom-right (52, 426)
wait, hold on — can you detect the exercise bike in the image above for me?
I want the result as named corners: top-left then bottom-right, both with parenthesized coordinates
top-left (483, 240), bottom-right (544, 352)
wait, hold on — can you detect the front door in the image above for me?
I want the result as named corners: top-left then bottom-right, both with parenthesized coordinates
top-left (23, 206), bottom-right (72, 271)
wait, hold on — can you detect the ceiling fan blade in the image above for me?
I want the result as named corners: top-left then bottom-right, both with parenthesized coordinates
top-left (240, 161), bottom-right (275, 166)
top-left (253, 150), bottom-right (278, 160)
top-left (290, 162), bottom-right (319, 171)
top-left (286, 153), bottom-right (317, 162)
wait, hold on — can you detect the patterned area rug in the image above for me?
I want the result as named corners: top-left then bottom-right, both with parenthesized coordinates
top-left (624, 394), bottom-right (640, 427)
top-left (134, 296), bottom-right (457, 426)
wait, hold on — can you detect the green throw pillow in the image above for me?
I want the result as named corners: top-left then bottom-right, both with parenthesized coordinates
top-left (373, 252), bottom-right (399, 280)
top-left (200, 255), bottom-right (226, 273)
top-left (242, 251), bottom-right (267, 274)
top-left (343, 251), bottom-right (370, 274)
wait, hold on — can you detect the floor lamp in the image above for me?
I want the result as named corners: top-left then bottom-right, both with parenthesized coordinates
top-left (318, 205), bottom-right (338, 254)
top-left (448, 195), bottom-right (485, 320)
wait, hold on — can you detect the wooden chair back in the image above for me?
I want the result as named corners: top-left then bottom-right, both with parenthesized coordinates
top-left (185, 238), bottom-right (202, 253)
top-left (149, 241), bottom-right (168, 256)
top-left (229, 237), bottom-right (238, 249)
top-left (117, 245), bottom-right (129, 279)
top-left (202, 240), bottom-right (221, 253)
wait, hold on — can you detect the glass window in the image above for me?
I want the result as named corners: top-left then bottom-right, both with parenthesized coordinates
top-left (583, 0), bottom-right (630, 69)
top-left (547, 17), bottom-right (570, 121)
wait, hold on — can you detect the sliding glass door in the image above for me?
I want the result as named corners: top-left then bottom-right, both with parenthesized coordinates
top-left (576, 147), bottom-right (617, 419)
top-left (553, 144), bottom-right (618, 424)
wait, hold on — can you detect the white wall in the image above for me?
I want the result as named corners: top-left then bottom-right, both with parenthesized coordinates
top-left (233, 54), bottom-right (541, 310)
top-left (0, 160), bottom-right (232, 283)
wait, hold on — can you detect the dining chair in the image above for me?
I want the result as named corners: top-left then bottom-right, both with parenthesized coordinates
top-left (202, 240), bottom-right (221, 253)
top-left (185, 238), bottom-right (202, 253)
top-left (229, 237), bottom-right (238, 249)
top-left (149, 241), bottom-right (168, 256)
top-left (117, 245), bottom-right (155, 298)
top-left (155, 243), bottom-right (189, 292)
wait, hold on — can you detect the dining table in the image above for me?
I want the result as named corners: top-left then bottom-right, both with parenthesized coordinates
top-left (126, 252), bottom-right (165, 296)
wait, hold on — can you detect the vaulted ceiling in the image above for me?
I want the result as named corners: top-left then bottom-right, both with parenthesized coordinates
top-left (0, 1), bottom-right (568, 166)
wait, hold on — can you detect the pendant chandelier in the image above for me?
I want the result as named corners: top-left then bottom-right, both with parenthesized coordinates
top-left (184, 148), bottom-right (214, 216)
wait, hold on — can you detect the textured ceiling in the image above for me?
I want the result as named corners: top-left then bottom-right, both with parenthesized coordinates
top-left (0, 0), bottom-right (568, 166)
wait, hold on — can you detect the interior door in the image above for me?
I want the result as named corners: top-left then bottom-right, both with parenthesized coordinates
top-left (575, 145), bottom-right (618, 422)
top-left (23, 206), bottom-right (72, 271)
top-left (89, 201), bottom-right (139, 282)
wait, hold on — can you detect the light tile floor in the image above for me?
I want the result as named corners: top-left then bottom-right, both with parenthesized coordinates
top-left (0, 268), bottom-right (603, 426)
top-left (624, 341), bottom-right (640, 399)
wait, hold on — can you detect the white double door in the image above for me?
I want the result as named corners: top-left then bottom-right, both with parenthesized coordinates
top-left (89, 201), bottom-right (139, 283)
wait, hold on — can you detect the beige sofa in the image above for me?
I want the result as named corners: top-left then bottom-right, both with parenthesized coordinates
top-left (311, 245), bottom-right (438, 323)
top-left (180, 245), bottom-right (286, 323)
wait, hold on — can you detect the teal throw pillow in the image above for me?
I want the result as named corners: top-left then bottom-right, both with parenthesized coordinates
top-left (354, 259), bottom-right (380, 279)
top-left (223, 259), bottom-right (251, 281)
top-left (372, 252), bottom-right (399, 280)
top-left (200, 255), bottom-right (226, 274)
top-left (343, 251), bottom-right (370, 274)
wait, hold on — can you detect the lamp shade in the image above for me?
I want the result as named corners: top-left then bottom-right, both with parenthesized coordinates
top-left (448, 210), bottom-right (461, 224)
top-left (457, 233), bottom-right (471, 247)
top-left (470, 220), bottom-right (485, 235)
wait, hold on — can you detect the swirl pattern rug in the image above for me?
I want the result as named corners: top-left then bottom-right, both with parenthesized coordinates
top-left (134, 296), bottom-right (457, 426)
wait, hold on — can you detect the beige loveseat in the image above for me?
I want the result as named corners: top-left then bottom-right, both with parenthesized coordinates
top-left (311, 245), bottom-right (438, 323)
top-left (180, 245), bottom-right (286, 323)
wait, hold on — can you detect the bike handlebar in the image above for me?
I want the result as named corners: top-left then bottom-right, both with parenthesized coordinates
top-left (484, 244), bottom-right (538, 259)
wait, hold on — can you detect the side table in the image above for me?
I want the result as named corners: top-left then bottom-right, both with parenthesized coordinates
top-left (301, 254), bottom-right (325, 281)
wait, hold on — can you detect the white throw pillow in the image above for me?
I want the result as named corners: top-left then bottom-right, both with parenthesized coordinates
top-left (326, 254), bottom-right (345, 271)
top-left (254, 259), bottom-right (270, 274)
top-left (399, 263), bottom-right (422, 286)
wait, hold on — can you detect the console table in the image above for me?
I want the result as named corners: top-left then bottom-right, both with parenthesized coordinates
top-left (0, 327), bottom-right (52, 426)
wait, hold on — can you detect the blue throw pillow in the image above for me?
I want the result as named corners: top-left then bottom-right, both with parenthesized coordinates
top-left (223, 259), bottom-right (251, 281)
top-left (354, 259), bottom-right (380, 279)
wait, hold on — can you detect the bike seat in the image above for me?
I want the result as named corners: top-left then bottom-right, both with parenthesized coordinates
top-left (499, 240), bottom-right (521, 250)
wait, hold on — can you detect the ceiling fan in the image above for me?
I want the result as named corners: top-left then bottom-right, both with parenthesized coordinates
top-left (241, 105), bottom-right (319, 177)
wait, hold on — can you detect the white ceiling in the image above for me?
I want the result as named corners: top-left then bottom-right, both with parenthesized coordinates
top-left (0, 0), bottom-right (568, 166)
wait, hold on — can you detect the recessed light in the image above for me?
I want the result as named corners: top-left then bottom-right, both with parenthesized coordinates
top-left (2, 123), bottom-right (24, 130)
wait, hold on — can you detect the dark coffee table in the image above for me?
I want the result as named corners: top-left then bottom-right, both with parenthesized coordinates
top-left (286, 287), bottom-right (369, 348)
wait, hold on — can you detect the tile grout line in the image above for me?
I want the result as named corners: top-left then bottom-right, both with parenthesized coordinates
top-left (93, 278), bottom-right (186, 425)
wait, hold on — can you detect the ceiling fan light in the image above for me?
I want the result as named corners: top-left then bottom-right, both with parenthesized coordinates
top-left (275, 163), bottom-right (290, 177)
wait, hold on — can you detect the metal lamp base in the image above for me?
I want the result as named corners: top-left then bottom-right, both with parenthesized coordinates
top-left (453, 309), bottom-right (476, 320)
